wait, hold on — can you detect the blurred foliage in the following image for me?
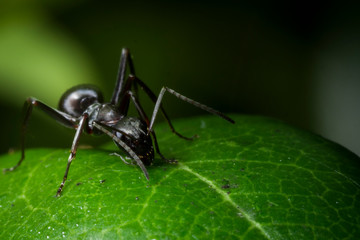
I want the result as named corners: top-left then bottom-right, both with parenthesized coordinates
top-left (0, 1), bottom-right (99, 105)
top-left (0, 1), bottom-right (359, 154)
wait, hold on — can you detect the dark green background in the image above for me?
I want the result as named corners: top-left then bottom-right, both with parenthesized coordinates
top-left (0, 1), bottom-right (359, 155)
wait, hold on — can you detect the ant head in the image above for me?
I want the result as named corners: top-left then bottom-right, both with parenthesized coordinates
top-left (59, 85), bottom-right (103, 117)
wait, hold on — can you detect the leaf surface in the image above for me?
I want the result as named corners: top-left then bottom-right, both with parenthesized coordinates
top-left (0, 115), bottom-right (359, 239)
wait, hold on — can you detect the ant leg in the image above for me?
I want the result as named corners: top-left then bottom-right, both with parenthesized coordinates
top-left (3, 98), bottom-right (78, 173)
top-left (110, 153), bottom-right (135, 165)
top-left (148, 87), bottom-right (235, 134)
top-left (111, 48), bottom-right (136, 105)
top-left (116, 75), bottom-right (187, 140)
top-left (92, 121), bottom-right (149, 181)
top-left (126, 90), bottom-right (173, 162)
top-left (132, 76), bottom-right (198, 140)
top-left (56, 114), bottom-right (88, 197)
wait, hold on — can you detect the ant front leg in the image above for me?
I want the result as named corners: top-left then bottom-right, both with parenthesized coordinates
top-left (126, 90), bottom-right (176, 163)
top-left (92, 121), bottom-right (149, 181)
top-left (148, 87), bottom-right (235, 134)
top-left (3, 98), bottom-right (78, 173)
top-left (56, 114), bottom-right (88, 197)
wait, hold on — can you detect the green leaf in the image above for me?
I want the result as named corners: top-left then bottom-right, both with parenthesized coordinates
top-left (0, 115), bottom-right (359, 239)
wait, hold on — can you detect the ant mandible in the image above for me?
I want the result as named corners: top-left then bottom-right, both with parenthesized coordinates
top-left (3, 48), bottom-right (235, 197)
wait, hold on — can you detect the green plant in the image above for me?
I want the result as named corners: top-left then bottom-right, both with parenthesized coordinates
top-left (0, 115), bottom-right (359, 239)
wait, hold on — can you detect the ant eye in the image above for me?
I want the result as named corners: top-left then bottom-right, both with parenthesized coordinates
top-left (59, 85), bottom-right (103, 117)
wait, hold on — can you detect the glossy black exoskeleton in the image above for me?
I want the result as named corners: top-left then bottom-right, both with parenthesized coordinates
top-left (3, 48), bottom-right (235, 197)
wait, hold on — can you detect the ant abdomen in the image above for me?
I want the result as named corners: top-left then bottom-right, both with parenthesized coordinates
top-left (59, 85), bottom-right (104, 118)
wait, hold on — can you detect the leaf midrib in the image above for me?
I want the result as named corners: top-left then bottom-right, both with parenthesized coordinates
top-left (177, 162), bottom-right (272, 239)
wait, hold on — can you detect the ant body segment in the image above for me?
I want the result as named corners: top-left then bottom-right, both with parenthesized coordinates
top-left (3, 48), bottom-right (235, 196)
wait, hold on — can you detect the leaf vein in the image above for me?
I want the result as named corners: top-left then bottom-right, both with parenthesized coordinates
top-left (177, 162), bottom-right (273, 239)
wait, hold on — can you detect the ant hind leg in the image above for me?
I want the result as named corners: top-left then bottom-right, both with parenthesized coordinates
top-left (3, 97), bottom-right (78, 173)
top-left (133, 76), bottom-right (199, 141)
top-left (148, 86), bottom-right (235, 134)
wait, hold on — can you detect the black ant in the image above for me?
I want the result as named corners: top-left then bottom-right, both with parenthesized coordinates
top-left (3, 48), bottom-right (235, 197)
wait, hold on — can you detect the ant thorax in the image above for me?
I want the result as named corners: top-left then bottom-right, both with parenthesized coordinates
top-left (85, 103), bottom-right (122, 134)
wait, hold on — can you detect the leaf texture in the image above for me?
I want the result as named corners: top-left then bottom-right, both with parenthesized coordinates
top-left (0, 115), bottom-right (359, 239)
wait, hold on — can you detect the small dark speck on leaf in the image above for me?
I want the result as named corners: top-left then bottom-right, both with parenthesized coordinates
top-left (11, 204), bottom-right (15, 207)
top-left (241, 168), bottom-right (245, 171)
top-left (76, 182), bottom-right (82, 186)
top-left (135, 197), bottom-right (139, 201)
top-left (100, 179), bottom-right (106, 184)
top-left (154, 200), bottom-right (158, 203)
top-left (89, 177), bottom-right (93, 180)
top-left (209, 211), bottom-right (215, 215)
top-left (227, 191), bottom-right (231, 195)
top-left (221, 178), bottom-right (231, 189)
